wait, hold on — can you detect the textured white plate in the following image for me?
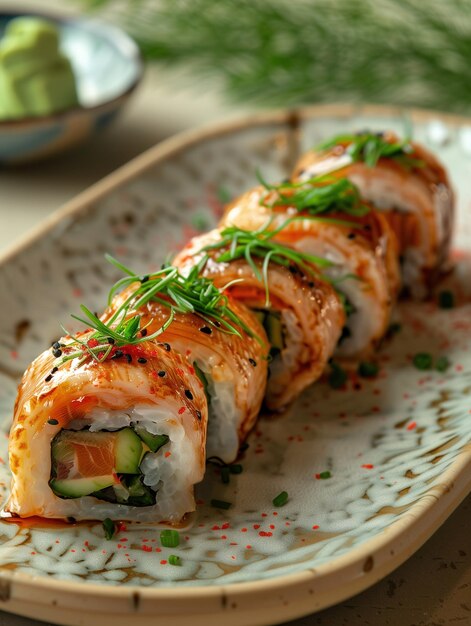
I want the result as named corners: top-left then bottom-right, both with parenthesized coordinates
top-left (0, 104), bottom-right (470, 626)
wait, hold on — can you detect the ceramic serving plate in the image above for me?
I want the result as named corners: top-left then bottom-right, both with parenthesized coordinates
top-left (0, 104), bottom-right (470, 626)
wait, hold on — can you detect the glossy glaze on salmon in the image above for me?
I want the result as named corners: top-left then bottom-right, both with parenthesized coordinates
top-left (174, 229), bottom-right (345, 409)
top-left (293, 131), bottom-right (454, 297)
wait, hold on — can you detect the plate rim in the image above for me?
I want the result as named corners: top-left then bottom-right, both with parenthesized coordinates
top-left (1, 103), bottom-right (471, 622)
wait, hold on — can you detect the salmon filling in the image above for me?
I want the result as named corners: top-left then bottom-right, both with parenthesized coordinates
top-left (50, 427), bottom-right (169, 506)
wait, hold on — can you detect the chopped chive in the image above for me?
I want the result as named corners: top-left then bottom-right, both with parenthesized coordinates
top-left (160, 529), bottom-right (180, 548)
top-left (272, 491), bottom-right (289, 507)
top-left (229, 464), bottom-right (243, 474)
top-left (168, 554), bottom-right (181, 566)
top-left (357, 361), bottom-right (379, 378)
top-left (438, 290), bottom-right (454, 309)
top-left (221, 466), bottom-right (230, 484)
top-left (211, 499), bottom-right (232, 510)
top-left (435, 356), bottom-right (450, 372)
top-left (387, 322), bottom-right (402, 338)
top-left (413, 353), bottom-right (433, 370)
top-left (102, 518), bottom-right (116, 540)
top-left (328, 362), bottom-right (348, 389)
top-left (319, 471), bottom-right (331, 479)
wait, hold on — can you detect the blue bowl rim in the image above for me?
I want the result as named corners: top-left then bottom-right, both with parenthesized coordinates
top-left (0, 8), bottom-right (144, 128)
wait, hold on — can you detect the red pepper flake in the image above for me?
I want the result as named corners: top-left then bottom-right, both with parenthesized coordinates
top-left (259, 531), bottom-right (273, 537)
top-left (55, 540), bottom-right (60, 544)
top-left (165, 451), bottom-right (171, 458)
top-left (160, 560), bottom-right (167, 565)
top-left (117, 522), bottom-right (127, 532)
top-left (220, 535), bottom-right (227, 540)
top-left (73, 288), bottom-right (82, 298)
top-left (30, 551), bottom-right (36, 555)
top-left (455, 364), bottom-right (464, 372)
top-left (230, 542), bottom-right (238, 546)
top-left (406, 421), bottom-right (417, 431)
top-left (241, 528), bottom-right (248, 533)
top-left (211, 525), bottom-right (220, 531)
top-left (261, 513), bottom-right (267, 518)
top-left (269, 524), bottom-right (275, 530)
top-left (253, 524), bottom-right (260, 530)
top-left (285, 522), bottom-right (290, 526)
top-left (155, 547), bottom-right (161, 552)
top-left (246, 545), bottom-right (252, 550)
top-left (84, 541), bottom-right (89, 547)
top-left (142, 545), bottom-right (152, 552)
top-left (178, 407), bottom-right (186, 415)
top-left (87, 338), bottom-right (99, 348)
top-left (312, 525), bottom-right (319, 530)
top-left (10, 350), bottom-right (18, 360)
top-left (221, 523), bottom-right (230, 529)
top-left (70, 549), bottom-right (76, 553)
top-left (176, 368), bottom-right (185, 377)
top-left (273, 512), bottom-right (278, 516)
top-left (361, 464), bottom-right (374, 469)
top-left (186, 350), bottom-right (192, 356)
top-left (188, 366), bottom-right (195, 375)
top-left (142, 538), bottom-right (149, 542)
top-left (119, 537), bottom-right (127, 542)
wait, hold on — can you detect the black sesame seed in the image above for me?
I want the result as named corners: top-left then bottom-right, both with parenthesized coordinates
top-left (125, 353), bottom-right (132, 363)
top-left (196, 410), bottom-right (202, 421)
top-left (141, 275), bottom-right (150, 283)
top-left (199, 326), bottom-right (212, 335)
top-left (347, 232), bottom-right (356, 239)
top-left (289, 265), bottom-right (298, 274)
top-left (47, 418), bottom-right (59, 425)
top-left (213, 320), bottom-right (221, 328)
top-left (249, 358), bottom-right (257, 367)
top-left (185, 389), bottom-right (194, 401)
top-left (111, 350), bottom-right (123, 360)
top-left (107, 337), bottom-right (115, 345)
top-left (140, 328), bottom-right (148, 337)
top-left (45, 374), bottom-right (53, 382)
top-left (158, 370), bottom-right (166, 377)
top-left (52, 341), bottom-right (60, 349)
top-left (52, 349), bottom-right (62, 358)
top-left (364, 224), bottom-right (372, 232)
top-left (308, 281), bottom-right (315, 288)
top-left (51, 367), bottom-right (58, 374)
top-left (66, 517), bottom-right (76, 524)
top-left (160, 342), bottom-right (171, 351)
top-left (138, 357), bottom-right (147, 364)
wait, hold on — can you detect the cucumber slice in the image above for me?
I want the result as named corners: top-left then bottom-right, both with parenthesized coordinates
top-left (115, 428), bottom-right (143, 473)
top-left (92, 475), bottom-right (156, 507)
top-left (134, 427), bottom-right (169, 453)
top-left (50, 475), bottom-right (115, 498)
top-left (193, 361), bottom-right (210, 404)
top-left (265, 311), bottom-right (283, 351)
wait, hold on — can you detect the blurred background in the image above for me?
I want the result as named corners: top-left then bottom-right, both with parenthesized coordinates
top-left (1, 0), bottom-right (470, 244)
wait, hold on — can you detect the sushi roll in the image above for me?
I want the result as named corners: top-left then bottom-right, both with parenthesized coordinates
top-left (104, 270), bottom-right (269, 464)
top-left (293, 131), bottom-right (454, 297)
top-left (174, 228), bottom-right (345, 410)
top-left (7, 335), bottom-right (207, 523)
top-left (219, 182), bottom-right (400, 358)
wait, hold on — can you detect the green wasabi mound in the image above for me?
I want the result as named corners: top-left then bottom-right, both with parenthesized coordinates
top-left (0, 17), bottom-right (79, 120)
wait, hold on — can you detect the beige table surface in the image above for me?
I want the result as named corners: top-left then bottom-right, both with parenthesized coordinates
top-left (0, 2), bottom-right (470, 625)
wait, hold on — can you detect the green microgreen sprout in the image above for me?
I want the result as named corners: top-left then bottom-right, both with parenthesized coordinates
top-left (316, 132), bottom-right (424, 169)
top-left (200, 218), bottom-right (335, 307)
top-left (257, 170), bottom-right (370, 218)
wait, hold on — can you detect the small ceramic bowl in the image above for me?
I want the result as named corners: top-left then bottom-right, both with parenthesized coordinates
top-left (0, 10), bottom-right (143, 165)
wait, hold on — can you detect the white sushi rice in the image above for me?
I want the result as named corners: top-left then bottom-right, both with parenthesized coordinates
top-left (194, 362), bottom-right (241, 463)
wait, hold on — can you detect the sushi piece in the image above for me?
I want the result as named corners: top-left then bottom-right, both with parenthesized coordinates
top-left (174, 228), bottom-right (345, 410)
top-left (293, 131), bottom-right (454, 297)
top-left (219, 181), bottom-right (400, 358)
top-left (7, 318), bottom-right (208, 523)
top-left (103, 262), bottom-right (269, 464)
